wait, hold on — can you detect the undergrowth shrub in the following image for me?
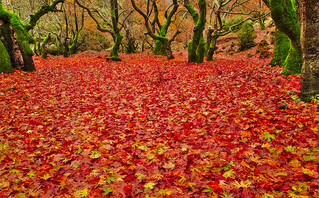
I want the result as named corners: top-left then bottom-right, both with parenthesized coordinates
top-left (224, 16), bottom-right (244, 32)
top-left (237, 22), bottom-right (256, 51)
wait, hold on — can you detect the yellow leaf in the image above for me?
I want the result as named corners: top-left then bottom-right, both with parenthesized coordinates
top-left (159, 189), bottom-right (172, 196)
top-left (144, 182), bottom-right (156, 190)
top-left (163, 161), bottom-right (175, 169)
top-left (233, 180), bottom-right (252, 188)
top-left (42, 173), bottom-right (51, 180)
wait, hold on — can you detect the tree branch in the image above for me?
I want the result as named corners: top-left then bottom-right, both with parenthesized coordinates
top-left (25, 0), bottom-right (65, 31)
top-left (75, 0), bottom-right (114, 37)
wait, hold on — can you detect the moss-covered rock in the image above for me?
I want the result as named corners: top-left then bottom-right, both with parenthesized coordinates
top-left (0, 40), bottom-right (12, 73)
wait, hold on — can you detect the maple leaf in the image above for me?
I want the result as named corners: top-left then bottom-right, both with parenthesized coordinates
top-left (285, 146), bottom-right (297, 152)
top-left (158, 188), bottom-right (172, 196)
top-left (262, 132), bottom-right (275, 142)
top-left (101, 187), bottom-right (112, 195)
top-left (233, 180), bottom-right (252, 188)
top-left (90, 151), bottom-right (102, 159)
top-left (163, 161), bottom-right (175, 169)
top-left (106, 175), bottom-right (117, 184)
top-left (16, 193), bottom-right (26, 198)
top-left (302, 167), bottom-right (319, 178)
top-left (220, 192), bottom-right (235, 198)
top-left (202, 186), bottom-right (218, 197)
top-left (144, 182), bottom-right (156, 190)
top-left (77, 189), bottom-right (88, 197)
top-left (28, 189), bottom-right (43, 197)
top-left (41, 173), bottom-right (51, 180)
top-left (223, 169), bottom-right (235, 179)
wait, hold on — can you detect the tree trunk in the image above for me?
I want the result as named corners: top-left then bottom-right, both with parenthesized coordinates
top-left (0, 39), bottom-right (12, 73)
top-left (0, 23), bottom-right (24, 70)
top-left (19, 42), bottom-right (36, 71)
top-left (153, 40), bottom-right (168, 56)
top-left (106, 0), bottom-right (122, 61)
top-left (0, 0), bottom-right (64, 73)
top-left (107, 32), bottom-right (123, 61)
top-left (184, 0), bottom-right (207, 63)
top-left (125, 27), bottom-right (136, 54)
top-left (299, 0), bottom-right (319, 101)
top-left (269, 0), bottom-right (303, 75)
top-left (270, 28), bottom-right (290, 66)
top-left (206, 31), bottom-right (219, 61)
top-left (41, 33), bottom-right (51, 58)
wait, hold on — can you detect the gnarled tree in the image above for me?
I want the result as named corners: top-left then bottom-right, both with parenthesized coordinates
top-left (76, 0), bottom-right (132, 61)
top-left (131, 0), bottom-right (180, 59)
top-left (0, 0), bottom-right (64, 73)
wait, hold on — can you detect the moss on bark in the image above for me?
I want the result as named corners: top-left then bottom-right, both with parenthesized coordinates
top-left (152, 0), bottom-right (178, 57)
top-left (0, 2), bottom-right (35, 71)
top-left (270, 0), bottom-right (302, 75)
top-left (41, 34), bottom-right (50, 58)
top-left (0, 39), bottom-right (12, 73)
top-left (69, 28), bottom-right (82, 55)
top-left (153, 40), bottom-right (167, 56)
top-left (185, 0), bottom-right (207, 63)
top-left (270, 29), bottom-right (290, 66)
top-left (107, 31), bottom-right (123, 61)
top-left (25, 0), bottom-right (64, 31)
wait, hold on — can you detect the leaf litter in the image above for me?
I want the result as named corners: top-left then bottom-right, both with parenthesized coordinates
top-left (0, 52), bottom-right (318, 197)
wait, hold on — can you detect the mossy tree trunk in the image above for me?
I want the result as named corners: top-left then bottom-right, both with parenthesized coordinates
top-left (76, 0), bottom-right (129, 61)
top-left (298, 0), bottom-right (319, 101)
top-left (41, 33), bottom-right (51, 58)
top-left (0, 0), bottom-right (64, 73)
top-left (124, 26), bottom-right (136, 54)
top-left (0, 39), bottom-right (12, 73)
top-left (0, 22), bottom-right (23, 70)
top-left (269, 28), bottom-right (290, 66)
top-left (69, 2), bottom-right (84, 56)
top-left (184, 0), bottom-right (207, 63)
top-left (107, 0), bottom-right (122, 61)
top-left (152, 0), bottom-right (179, 57)
top-left (265, 0), bottom-right (303, 75)
top-left (206, 30), bottom-right (219, 61)
top-left (131, 0), bottom-right (179, 59)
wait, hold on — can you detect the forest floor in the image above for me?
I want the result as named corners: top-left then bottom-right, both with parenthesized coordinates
top-left (1, 26), bottom-right (319, 197)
